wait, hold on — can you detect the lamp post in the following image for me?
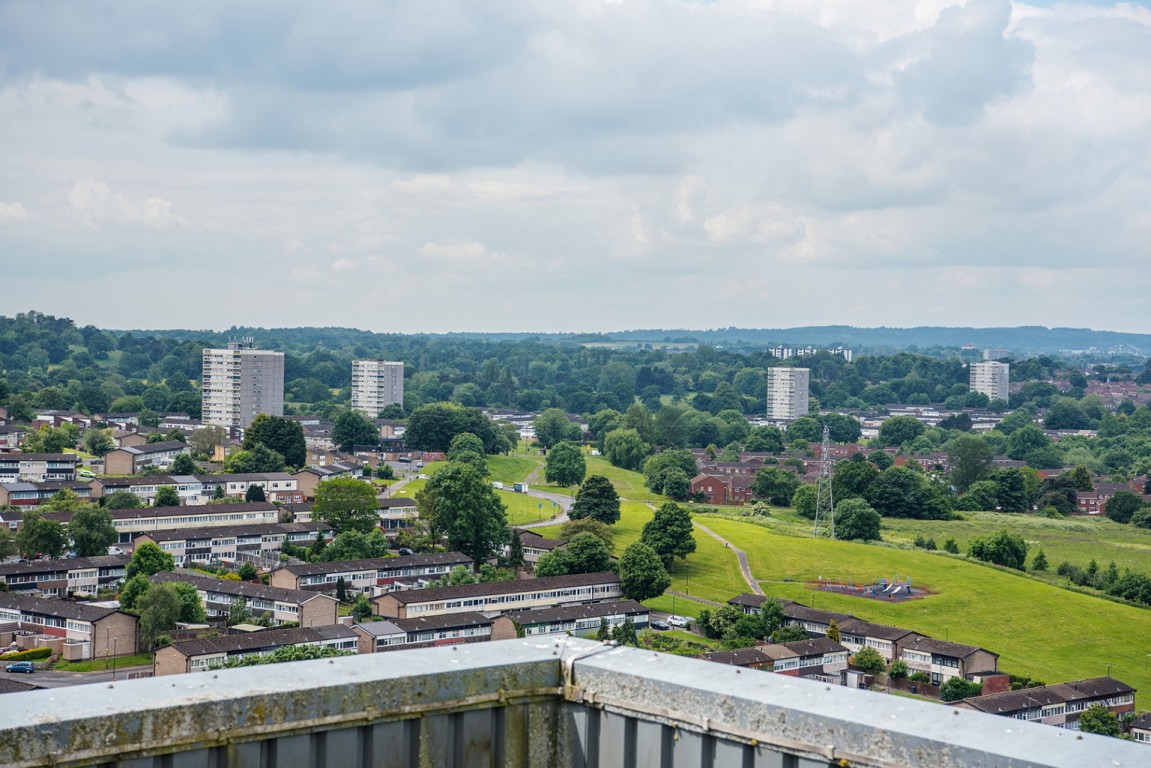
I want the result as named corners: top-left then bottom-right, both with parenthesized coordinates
top-left (111, 637), bottom-right (117, 682)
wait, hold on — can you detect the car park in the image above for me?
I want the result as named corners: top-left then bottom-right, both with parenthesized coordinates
top-left (5, 662), bottom-right (34, 674)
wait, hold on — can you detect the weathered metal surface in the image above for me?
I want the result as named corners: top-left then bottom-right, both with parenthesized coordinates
top-left (0, 637), bottom-right (1143, 767)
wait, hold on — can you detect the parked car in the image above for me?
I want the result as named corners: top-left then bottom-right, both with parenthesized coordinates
top-left (5, 662), bottom-right (34, 674)
top-left (649, 619), bottom-right (670, 631)
top-left (667, 615), bottom-right (691, 628)
top-left (397, 547), bottom-right (415, 557)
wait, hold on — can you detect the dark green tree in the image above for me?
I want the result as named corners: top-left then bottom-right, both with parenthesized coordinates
top-left (67, 506), bottom-right (118, 557)
top-left (603, 428), bottom-right (649, 471)
top-left (416, 463), bottom-right (508, 566)
top-left (336, 576), bottom-right (348, 602)
top-left (238, 562), bottom-right (258, 581)
top-left (17, 511), bottom-right (67, 558)
top-left (750, 467), bottom-right (800, 506)
top-left (243, 413), bottom-right (307, 468)
top-left (533, 549), bottom-right (570, 577)
top-left (565, 533), bottom-right (613, 574)
top-left (642, 449), bottom-right (698, 494)
top-left (226, 444), bottom-right (287, 473)
top-left (534, 408), bottom-right (579, 449)
top-left (851, 646), bottom-right (886, 674)
top-left (833, 498), bottom-right (882, 542)
top-left (172, 581), bottom-right (207, 623)
top-left (153, 484), bottom-right (181, 507)
top-left (947, 434), bottom-right (994, 493)
top-left (940, 678), bottom-right (983, 703)
top-left (126, 541), bottom-right (176, 578)
top-left (876, 416), bottom-right (925, 447)
top-left (967, 529), bottom-right (1028, 570)
top-left (544, 441), bottom-right (586, 487)
top-left (332, 410), bottom-right (380, 452)
top-left (315, 478), bottom-right (381, 534)
top-left (118, 574), bottom-right (151, 610)
top-left (170, 453), bottom-right (200, 475)
top-left (618, 542), bottom-right (671, 601)
top-left (1031, 549), bottom-right (1048, 571)
top-left (447, 432), bottom-right (486, 461)
top-left (102, 489), bottom-right (142, 509)
top-left (138, 581), bottom-right (183, 649)
top-left (1077, 705), bottom-right (1122, 737)
top-left (569, 475), bottom-right (621, 525)
top-left (641, 503), bottom-right (696, 566)
top-left (1105, 491), bottom-right (1143, 524)
top-left (245, 484), bottom-right (267, 503)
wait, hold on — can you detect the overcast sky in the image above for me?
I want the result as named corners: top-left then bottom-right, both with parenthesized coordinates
top-left (1, 0), bottom-right (1149, 334)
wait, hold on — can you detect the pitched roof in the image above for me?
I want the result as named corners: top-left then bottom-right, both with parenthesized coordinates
top-left (280, 552), bottom-right (473, 577)
top-left (164, 625), bottom-right (358, 658)
top-left (0, 555), bottom-right (129, 577)
top-left (152, 571), bottom-right (336, 605)
top-left (134, 521), bottom-right (331, 543)
top-left (0, 593), bottom-right (125, 623)
top-left (501, 600), bottom-right (648, 626)
top-left (959, 678), bottom-right (1135, 715)
top-left (380, 572), bottom-right (620, 605)
top-left (116, 441), bottom-right (188, 455)
top-left (701, 647), bottom-right (772, 667)
top-left (782, 603), bottom-right (854, 625)
top-left (0, 453), bottom-right (76, 462)
top-left (837, 617), bottom-right (921, 643)
top-left (901, 636), bottom-right (996, 660)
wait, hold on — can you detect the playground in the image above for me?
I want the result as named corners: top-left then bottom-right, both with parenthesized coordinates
top-left (809, 576), bottom-right (930, 602)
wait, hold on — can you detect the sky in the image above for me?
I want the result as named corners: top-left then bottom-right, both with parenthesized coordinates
top-left (1, 0), bottom-right (1149, 334)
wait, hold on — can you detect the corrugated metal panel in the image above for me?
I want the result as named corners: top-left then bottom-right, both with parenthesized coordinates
top-left (0, 638), bottom-right (1143, 768)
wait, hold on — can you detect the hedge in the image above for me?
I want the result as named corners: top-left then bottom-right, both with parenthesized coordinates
top-left (0, 647), bottom-right (52, 661)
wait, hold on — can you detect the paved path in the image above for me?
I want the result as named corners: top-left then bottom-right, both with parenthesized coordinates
top-left (690, 519), bottom-right (764, 596)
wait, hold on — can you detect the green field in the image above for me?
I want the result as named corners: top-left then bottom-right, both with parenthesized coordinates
top-left (54, 653), bottom-right (153, 672)
top-left (498, 490), bottom-right (565, 526)
top-left (486, 455), bottom-right (540, 486)
top-left (697, 514), bottom-right (1151, 709)
top-left (581, 456), bottom-right (666, 503)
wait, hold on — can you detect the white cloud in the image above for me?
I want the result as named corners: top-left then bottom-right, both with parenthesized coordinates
top-left (0, 202), bottom-right (30, 222)
top-left (67, 178), bottom-right (189, 230)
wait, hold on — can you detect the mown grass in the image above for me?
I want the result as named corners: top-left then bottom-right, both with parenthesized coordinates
top-left (54, 653), bottom-right (153, 672)
top-left (583, 456), bottom-right (665, 503)
top-left (696, 514), bottom-right (1151, 709)
top-left (499, 490), bottom-right (564, 526)
top-left (486, 455), bottom-right (539, 486)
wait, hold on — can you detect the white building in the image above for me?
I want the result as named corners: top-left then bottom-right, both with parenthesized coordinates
top-left (201, 339), bottom-right (285, 429)
top-left (766, 367), bottom-right (810, 421)
top-left (970, 361), bottom-right (1009, 402)
top-left (351, 360), bottom-right (404, 418)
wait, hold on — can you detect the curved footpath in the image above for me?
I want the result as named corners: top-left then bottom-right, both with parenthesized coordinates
top-left (644, 502), bottom-right (763, 597)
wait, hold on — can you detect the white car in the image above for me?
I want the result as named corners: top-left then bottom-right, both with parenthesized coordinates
top-left (667, 615), bottom-right (691, 628)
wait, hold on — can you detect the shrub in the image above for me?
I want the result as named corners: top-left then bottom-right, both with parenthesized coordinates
top-left (0, 647), bottom-right (52, 661)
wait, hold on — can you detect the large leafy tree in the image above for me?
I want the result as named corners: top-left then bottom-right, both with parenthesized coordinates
top-left (138, 581), bottom-right (183, 649)
top-left (102, 490), bottom-right (142, 510)
top-left (534, 408), bottom-right (579, 449)
top-left (569, 475), bottom-right (620, 525)
top-left (876, 416), bottom-right (925, 448)
top-left (68, 506), bottom-right (118, 557)
top-left (603, 428), bottom-right (649, 471)
top-left (831, 455), bottom-right (879, 500)
top-left (564, 533), bottom-right (613, 574)
top-left (154, 485), bottom-right (182, 508)
top-left (833, 498), bottom-right (882, 542)
top-left (315, 478), bottom-right (381, 534)
top-left (946, 434), bottom-right (994, 493)
top-left (224, 443), bottom-right (287, 474)
top-left (618, 542), bottom-right (671, 601)
top-left (1105, 491), bottom-right (1143, 524)
top-left (127, 542), bottom-right (176, 578)
top-left (332, 410), bottom-right (380, 453)
top-left (750, 467), bottom-right (800, 506)
top-left (1077, 705), bottom-right (1122, 737)
top-left (642, 449), bottom-right (698, 494)
top-left (243, 413), bottom-right (307, 468)
top-left (17, 510), bottom-right (67, 558)
top-left (416, 463), bottom-right (508, 565)
top-left (866, 466), bottom-right (951, 520)
top-left (967, 529), bottom-right (1028, 570)
top-left (404, 403), bottom-right (505, 454)
top-left (640, 503), bottom-right (696, 566)
top-left (544, 441), bottom-right (586, 487)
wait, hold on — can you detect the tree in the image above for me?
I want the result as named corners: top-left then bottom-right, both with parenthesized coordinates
top-left (1066, 465), bottom-right (1094, 492)
top-left (889, 660), bottom-right (909, 679)
top-left (118, 574), bottom-right (151, 610)
top-left (826, 619), bottom-right (841, 642)
top-left (832, 456), bottom-right (879, 501)
top-left (1043, 399), bottom-right (1091, 430)
top-left (603, 428), bottom-right (649, 471)
top-left (224, 443), bottom-right (287, 474)
top-left (1006, 425), bottom-right (1050, 461)
top-left (744, 425), bottom-right (785, 453)
top-left (642, 449), bottom-right (698, 494)
top-left (319, 529), bottom-right (389, 562)
top-left (154, 486), bottom-right (181, 508)
top-left (940, 678), bottom-right (983, 703)
top-left (17, 511), bottom-right (67, 558)
top-left (618, 542), bottom-right (671, 601)
top-left (416, 463), bottom-right (508, 565)
top-left (243, 413), bottom-right (307, 468)
top-left (611, 617), bottom-right (639, 647)
top-left (641, 503), bottom-right (696, 566)
top-left (103, 489), bottom-right (142, 510)
top-left (569, 475), bottom-right (621, 525)
top-left (336, 576), bottom-right (348, 602)
top-left (534, 408), bottom-right (579, 449)
top-left (170, 453), bottom-right (199, 475)
top-left (138, 581), bottom-right (183, 649)
top-left (866, 467), bottom-right (950, 520)
top-left (989, 468), bottom-right (1030, 513)
top-left (560, 518), bottom-right (614, 548)
top-left (851, 646), bottom-right (885, 674)
top-left (792, 484), bottom-right (818, 519)
top-left (947, 434), bottom-right (994, 493)
top-left (82, 428), bottom-right (115, 457)
top-left (245, 484), bottom-right (267, 503)
top-left (404, 403), bottom-right (504, 454)
top-left (596, 617), bottom-right (611, 641)
top-left (332, 410), bottom-right (380, 452)
top-left (238, 562), bottom-right (258, 581)
top-left (1105, 491), bottom-right (1143, 524)
top-left (506, 529), bottom-right (526, 569)
top-left (375, 463), bottom-right (395, 480)
top-left (545, 441), bottom-right (586, 487)
top-left (126, 541), bottom-right (176, 578)
top-left (534, 549), bottom-right (570, 577)
top-left (833, 498), bottom-right (882, 542)
top-left (352, 594), bottom-right (373, 622)
top-left (876, 416), bottom-right (925, 448)
top-left (771, 625), bottom-right (809, 643)
top-left (315, 478), bottom-right (381, 534)
top-left (448, 432), bottom-right (486, 461)
top-left (189, 426), bottom-right (226, 457)
top-left (67, 506), bottom-right (117, 557)
top-left (1031, 548), bottom-right (1048, 571)
top-left (967, 529), bottom-right (1028, 571)
top-left (228, 598), bottom-right (253, 626)
top-left (1077, 704), bottom-right (1122, 737)
top-left (565, 533), bottom-right (613, 574)
top-left (750, 467), bottom-right (800, 506)
top-left (172, 581), bottom-right (207, 623)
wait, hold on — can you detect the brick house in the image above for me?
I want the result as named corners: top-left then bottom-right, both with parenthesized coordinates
top-left (899, 636), bottom-right (999, 686)
top-left (133, 522), bottom-right (334, 566)
top-left (292, 462), bottom-right (364, 499)
top-left (0, 593), bottom-right (137, 656)
top-left (102, 441), bottom-right (191, 476)
top-left (0, 555), bottom-right (129, 597)
top-left (837, 618), bottom-right (923, 663)
top-left (41, 501), bottom-right (282, 544)
top-left (353, 613), bottom-right (494, 653)
top-left (517, 530), bottom-right (567, 565)
top-left (0, 481), bottom-right (93, 508)
top-left (956, 677), bottom-right (1136, 731)
top-left (269, 552), bottom-right (474, 595)
top-left (0, 453), bottom-right (78, 483)
top-left (491, 600), bottom-right (650, 641)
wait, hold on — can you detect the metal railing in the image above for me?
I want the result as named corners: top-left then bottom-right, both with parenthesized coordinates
top-left (0, 637), bottom-right (1143, 767)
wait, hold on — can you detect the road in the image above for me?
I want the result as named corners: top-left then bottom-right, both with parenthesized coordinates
top-left (18, 665), bottom-right (152, 689)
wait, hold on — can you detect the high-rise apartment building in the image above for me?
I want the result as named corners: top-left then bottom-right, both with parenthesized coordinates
top-left (351, 360), bottom-right (404, 418)
top-left (766, 367), bottom-right (809, 421)
top-left (201, 339), bottom-right (285, 429)
top-left (970, 361), bottom-right (1009, 402)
